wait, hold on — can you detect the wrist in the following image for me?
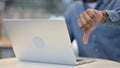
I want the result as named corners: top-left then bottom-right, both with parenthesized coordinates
top-left (100, 11), bottom-right (108, 24)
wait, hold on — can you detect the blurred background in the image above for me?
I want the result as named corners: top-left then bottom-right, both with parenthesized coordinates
top-left (0, 0), bottom-right (80, 19)
top-left (0, 0), bottom-right (79, 59)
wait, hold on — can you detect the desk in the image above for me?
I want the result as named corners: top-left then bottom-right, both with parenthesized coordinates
top-left (0, 58), bottom-right (120, 68)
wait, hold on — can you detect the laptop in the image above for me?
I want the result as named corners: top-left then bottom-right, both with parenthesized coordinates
top-left (3, 19), bottom-right (95, 65)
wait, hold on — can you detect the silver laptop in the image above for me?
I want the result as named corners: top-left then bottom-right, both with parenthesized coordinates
top-left (3, 19), bottom-right (95, 65)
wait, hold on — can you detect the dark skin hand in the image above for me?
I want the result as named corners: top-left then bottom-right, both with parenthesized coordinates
top-left (78, 9), bottom-right (108, 45)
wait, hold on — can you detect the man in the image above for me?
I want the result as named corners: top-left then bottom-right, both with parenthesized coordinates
top-left (65, 0), bottom-right (120, 62)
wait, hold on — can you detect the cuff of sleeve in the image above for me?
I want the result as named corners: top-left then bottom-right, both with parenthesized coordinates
top-left (104, 10), bottom-right (120, 22)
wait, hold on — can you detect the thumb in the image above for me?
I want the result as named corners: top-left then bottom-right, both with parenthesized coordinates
top-left (83, 23), bottom-right (97, 45)
top-left (83, 30), bottom-right (91, 45)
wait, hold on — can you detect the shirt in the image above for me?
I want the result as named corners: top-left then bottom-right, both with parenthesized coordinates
top-left (86, 2), bottom-right (97, 8)
top-left (65, 0), bottom-right (120, 62)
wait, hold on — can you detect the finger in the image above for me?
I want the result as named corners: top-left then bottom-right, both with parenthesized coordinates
top-left (78, 14), bottom-right (87, 29)
top-left (78, 18), bottom-right (82, 29)
top-left (94, 10), bottom-right (103, 23)
top-left (80, 23), bottom-right (91, 31)
top-left (80, 14), bottom-right (87, 27)
top-left (94, 10), bottom-right (102, 17)
top-left (88, 24), bottom-right (97, 33)
top-left (81, 27), bottom-right (88, 31)
top-left (83, 30), bottom-right (91, 45)
top-left (86, 9), bottom-right (96, 19)
top-left (83, 24), bottom-right (96, 45)
top-left (83, 12), bottom-right (94, 24)
top-left (78, 18), bottom-right (88, 30)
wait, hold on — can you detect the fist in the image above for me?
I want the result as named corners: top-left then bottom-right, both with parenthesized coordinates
top-left (78, 9), bottom-right (108, 45)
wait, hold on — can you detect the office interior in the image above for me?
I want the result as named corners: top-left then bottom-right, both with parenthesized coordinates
top-left (0, 0), bottom-right (79, 59)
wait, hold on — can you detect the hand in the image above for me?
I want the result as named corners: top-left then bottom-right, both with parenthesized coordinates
top-left (78, 9), bottom-right (108, 45)
top-left (0, 39), bottom-right (11, 45)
